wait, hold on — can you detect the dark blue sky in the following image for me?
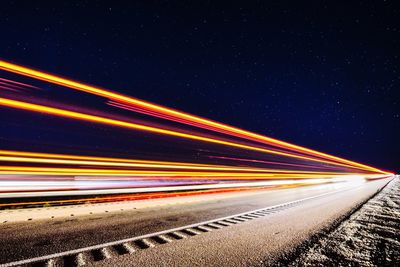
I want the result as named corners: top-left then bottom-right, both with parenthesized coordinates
top-left (1, 1), bottom-right (399, 172)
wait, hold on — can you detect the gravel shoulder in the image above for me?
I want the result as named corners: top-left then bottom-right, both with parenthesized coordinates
top-left (286, 176), bottom-right (399, 266)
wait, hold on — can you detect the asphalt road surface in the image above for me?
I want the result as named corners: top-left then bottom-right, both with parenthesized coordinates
top-left (0, 178), bottom-right (392, 266)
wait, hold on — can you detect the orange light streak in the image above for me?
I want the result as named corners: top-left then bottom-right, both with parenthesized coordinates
top-left (0, 150), bottom-right (215, 167)
top-left (0, 155), bottom-right (299, 173)
top-left (0, 60), bottom-right (388, 174)
top-left (0, 186), bottom-right (298, 208)
top-left (0, 166), bottom-right (366, 180)
top-left (0, 97), bottom-right (375, 172)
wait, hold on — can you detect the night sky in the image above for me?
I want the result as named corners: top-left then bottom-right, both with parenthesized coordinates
top-left (1, 1), bottom-right (399, 172)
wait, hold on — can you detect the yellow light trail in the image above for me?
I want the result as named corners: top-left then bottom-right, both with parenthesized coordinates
top-left (0, 150), bottom-right (367, 178)
top-left (0, 155), bottom-right (300, 173)
top-left (0, 166), bottom-right (367, 180)
top-left (0, 60), bottom-right (388, 174)
top-left (0, 97), bottom-right (377, 172)
top-left (0, 150), bottom-right (217, 167)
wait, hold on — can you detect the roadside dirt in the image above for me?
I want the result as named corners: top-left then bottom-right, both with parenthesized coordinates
top-left (288, 177), bottom-right (400, 266)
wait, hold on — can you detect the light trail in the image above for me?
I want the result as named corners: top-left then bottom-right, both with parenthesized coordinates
top-left (0, 155), bottom-right (280, 172)
top-left (207, 155), bottom-right (344, 171)
top-left (0, 179), bottom-right (330, 200)
top-left (0, 60), bottom-right (392, 205)
top-left (0, 60), bottom-right (388, 174)
top-left (0, 166), bottom-right (342, 178)
top-left (0, 150), bottom-right (217, 167)
top-left (0, 187), bottom-right (270, 207)
top-left (0, 77), bottom-right (41, 90)
top-left (0, 150), bottom-right (350, 174)
top-left (0, 97), bottom-right (379, 172)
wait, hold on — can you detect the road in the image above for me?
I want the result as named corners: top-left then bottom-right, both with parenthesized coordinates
top-left (0, 177), bottom-right (392, 266)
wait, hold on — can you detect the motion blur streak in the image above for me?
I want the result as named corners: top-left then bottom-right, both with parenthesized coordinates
top-left (0, 60), bottom-right (386, 174)
top-left (0, 150), bottom-right (218, 166)
top-left (0, 97), bottom-right (384, 172)
top-left (0, 155), bottom-right (283, 172)
top-left (0, 60), bottom-right (392, 206)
